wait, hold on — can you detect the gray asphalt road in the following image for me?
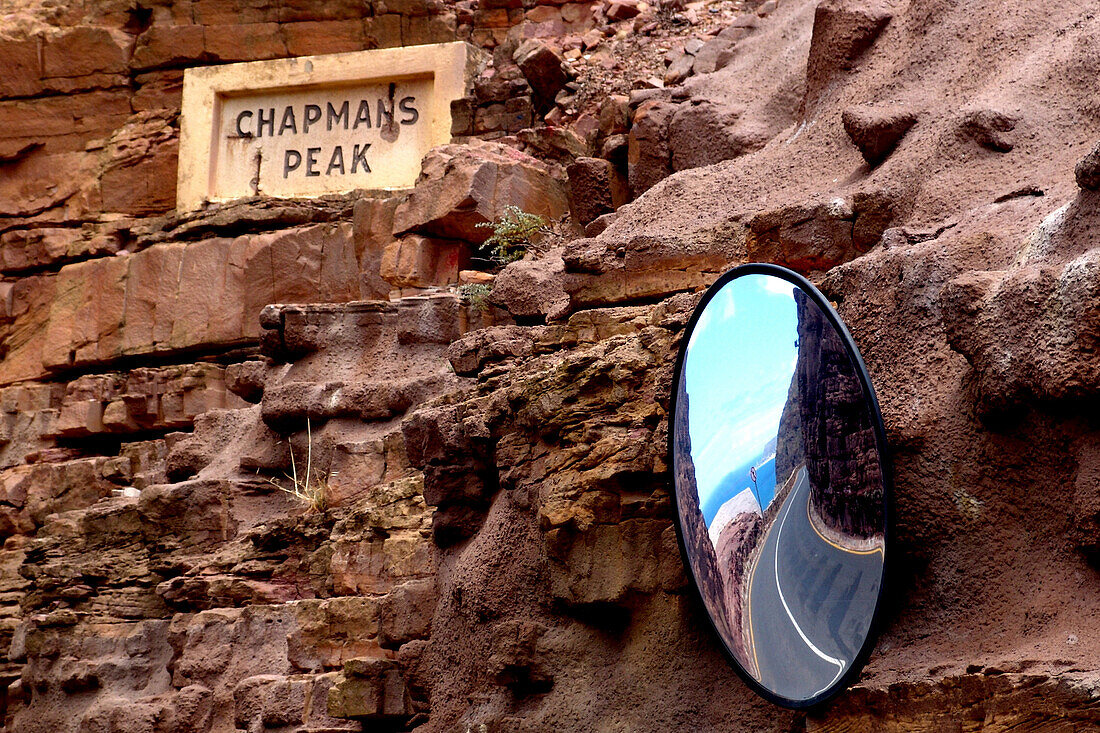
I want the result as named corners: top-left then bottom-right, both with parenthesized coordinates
top-left (746, 467), bottom-right (883, 701)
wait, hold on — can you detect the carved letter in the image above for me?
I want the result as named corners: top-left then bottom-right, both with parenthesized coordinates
top-left (257, 107), bottom-right (275, 137)
top-left (279, 106), bottom-right (297, 135)
top-left (283, 149), bottom-right (302, 178)
top-left (327, 101), bottom-right (349, 131)
top-left (399, 96), bottom-right (419, 125)
top-left (235, 110), bottom-right (254, 137)
top-left (326, 145), bottom-right (346, 175)
top-left (304, 104), bottom-right (322, 133)
top-left (353, 100), bottom-right (372, 129)
top-left (351, 143), bottom-right (371, 173)
top-left (306, 147), bottom-right (321, 177)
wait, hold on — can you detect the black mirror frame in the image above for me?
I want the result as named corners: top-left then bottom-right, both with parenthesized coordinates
top-left (668, 262), bottom-right (893, 709)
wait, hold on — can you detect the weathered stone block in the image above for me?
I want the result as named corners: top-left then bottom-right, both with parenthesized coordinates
top-left (43, 27), bottom-right (131, 78)
top-left (392, 140), bottom-right (569, 243)
top-left (380, 235), bottom-right (469, 289)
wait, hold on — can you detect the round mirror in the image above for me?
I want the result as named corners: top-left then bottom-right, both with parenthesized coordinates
top-left (670, 264), bottom-right (890, 708)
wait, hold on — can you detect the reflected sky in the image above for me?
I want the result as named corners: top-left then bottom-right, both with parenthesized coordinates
top-left (685, 274), bottom-right (799, 515)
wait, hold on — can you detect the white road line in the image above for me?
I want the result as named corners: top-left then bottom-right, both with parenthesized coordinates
top-left (773, 471), bottom-right (846, 696)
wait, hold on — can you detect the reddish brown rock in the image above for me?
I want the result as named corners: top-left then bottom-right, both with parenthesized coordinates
top-left (42, 27), bottom-right (131, 78)
top-left (380, 235), bottom-right (469, 288)
top-left (842, 104), bottom-right (918, 165)
top-left (204, 22), bottom-right (287, 62)
top-left (669, 101), bottom-right (768, 172)
top-left (130, 25), bottom-right (206, 71)
top-left (99, 137), bottom-right (178, 216)
top-left (282, 20), bottom-right (369, 56)
top-left (1076, 140), bottom-right (1100, 191)
top-left (691, 36), bottom-right (736, 75)
top-left (745, 193), bottom-right (898, 270)
top-left (490, 249), bottom-right (570, 319)
top-left (804, 0), bottom-right (892, 110)
top-left (604, 0), bottom-right (641, 21)
top-left (958, 108), bottom-right (1019, 153)
top-left (392, 141), bottom-right (569, 244)
top-left (0, 38), bottom-right (43, 98)
top-left (512, 39), bottom-right (570, 103)
top-left (941, 248), bottom-right (1100, 415)
top-left (627, 99), bottom-right (675, 196)
top-left (567, 157), bottom-right (629, 225)
top-left (328, 658), bottom-right (412, 722)
top-left (0, 224), bottom-right (359, 384)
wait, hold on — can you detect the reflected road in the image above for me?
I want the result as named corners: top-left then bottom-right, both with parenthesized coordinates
top-left (747, 467), bottom-right (883, 700)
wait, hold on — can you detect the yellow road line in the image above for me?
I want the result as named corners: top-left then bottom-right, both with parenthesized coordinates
top-left (746, 540), bottom-right (761, 677)
top-left (805, 498), bottom-right (884, 557)
top-left (746, 475), bottom-right (796, 677)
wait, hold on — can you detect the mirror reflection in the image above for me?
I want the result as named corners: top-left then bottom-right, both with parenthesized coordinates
top-left (672, 269), bottom-right (886, 705)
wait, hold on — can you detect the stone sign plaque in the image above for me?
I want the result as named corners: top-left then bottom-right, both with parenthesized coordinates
top-left (177, 42), bottom-right (476, 211)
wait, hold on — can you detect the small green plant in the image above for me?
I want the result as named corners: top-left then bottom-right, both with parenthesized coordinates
top-left (457, 283), bottom-right (492, 312)
top-left (269, 418), bottom-right (332, 513)
top-left (475, 205), bottom-right (551, 266)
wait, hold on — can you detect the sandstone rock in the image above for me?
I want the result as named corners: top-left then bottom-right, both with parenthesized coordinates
top-left (669, 101), bottom-right (765, 172)
top-left (99, 136), bottom-right (178, 217)
top-left (379, 578), bottom-right (436, 648)
top-left (0, 226), bottom-right (124, 275)
top-left (745, 193), bottom-right (898, 271)
top-left (804, 0), bottom-right (892, 109)
top-left (691, 37), bottom-right (735, 75)
top-left (224, 361), bottom-right (267, 403)
top-left (130, 25), bottom-right (205, 71)
top-left (490, 250), bottom-right (571, 319)
top-left (584, 211), bottom-right (618, 237)
top-left (283, 19), bottom-right (369, 55)
top-left (446, 325), bottom-right (534, 376)
top-left (664, 52), bottom-right (695, 86)
top-left (396, 293), bottom-right (466, 345)
top-left (941, 248), bottom-right (1100, 415)
top-left (1075, 140), bottom-right (1100, 191)
top-left (0, 224), bottom-right (359, 385)
top-left (328, 658), bottom-right (411, 721)
top-left (352, 195), bottom-right (400, 300)
top-left (512, 39), bottom-right (570, 103)
top-left (392, 141), bottom-right (570, 244)
top-left (842, 104), bottom-right (918, 165)
top-left (42, 27), bottom-right (130, 78)
top-left (627, 99), bottom-right (676, 196)
top-left (567, 157), bottom-right (629, 225)
top-left (958, 108), bottom-right (1018, 152)
top-left (1072, 435), bottom-right (1100, 564)
top-left (597, 94), bottom-right (631, 137)
top-left (0, 38), bottom-right (43, 98)
top-left (605, 0), bottom-right (641, 22)
top-left (487, 619), bottom-right (552, 695)
top-left (380, 235), bottom-right (469, 288)
top-left (53, 364), bottom-right (240, 439)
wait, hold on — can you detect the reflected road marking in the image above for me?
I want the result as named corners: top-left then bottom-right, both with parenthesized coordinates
top-left (805, 499), bottom-right (884, 558)
top-left (773, 472), bottom-right (845, 696)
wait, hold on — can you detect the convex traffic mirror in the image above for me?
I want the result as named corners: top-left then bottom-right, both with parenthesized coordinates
top-left (670, 264), bottom-right (890, 708)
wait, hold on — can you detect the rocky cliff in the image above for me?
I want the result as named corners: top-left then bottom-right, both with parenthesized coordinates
top-left (1, 0), bottom-right (1100, 729)
top-left (792, 287), bottom-right (883, 540)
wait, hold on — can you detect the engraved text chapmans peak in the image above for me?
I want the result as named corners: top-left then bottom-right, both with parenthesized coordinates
top-left (176, 42), bottom-right (476, 211)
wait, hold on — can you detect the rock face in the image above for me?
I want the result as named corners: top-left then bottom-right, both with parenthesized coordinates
top-left (842, 105), bottom-right (917, 166)
top-left (392, 141), bottom-right (570, 245)
top-left (3, 0), bottom-right (1100, 730)
top-left (792, 289), bottom-right (883, 540)
top-left (671, 375), bottom-right (736, 646)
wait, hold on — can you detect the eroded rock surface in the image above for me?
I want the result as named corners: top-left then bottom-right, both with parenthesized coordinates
top-left (2, 0), bottom-right (1100, 730)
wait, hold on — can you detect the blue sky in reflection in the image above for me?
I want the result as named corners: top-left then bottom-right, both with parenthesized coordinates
top-left (685, 274), bottom-right (799, 518)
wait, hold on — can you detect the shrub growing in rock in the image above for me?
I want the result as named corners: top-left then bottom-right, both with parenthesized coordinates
top-left (476, 205), bottom-right (551, 266)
